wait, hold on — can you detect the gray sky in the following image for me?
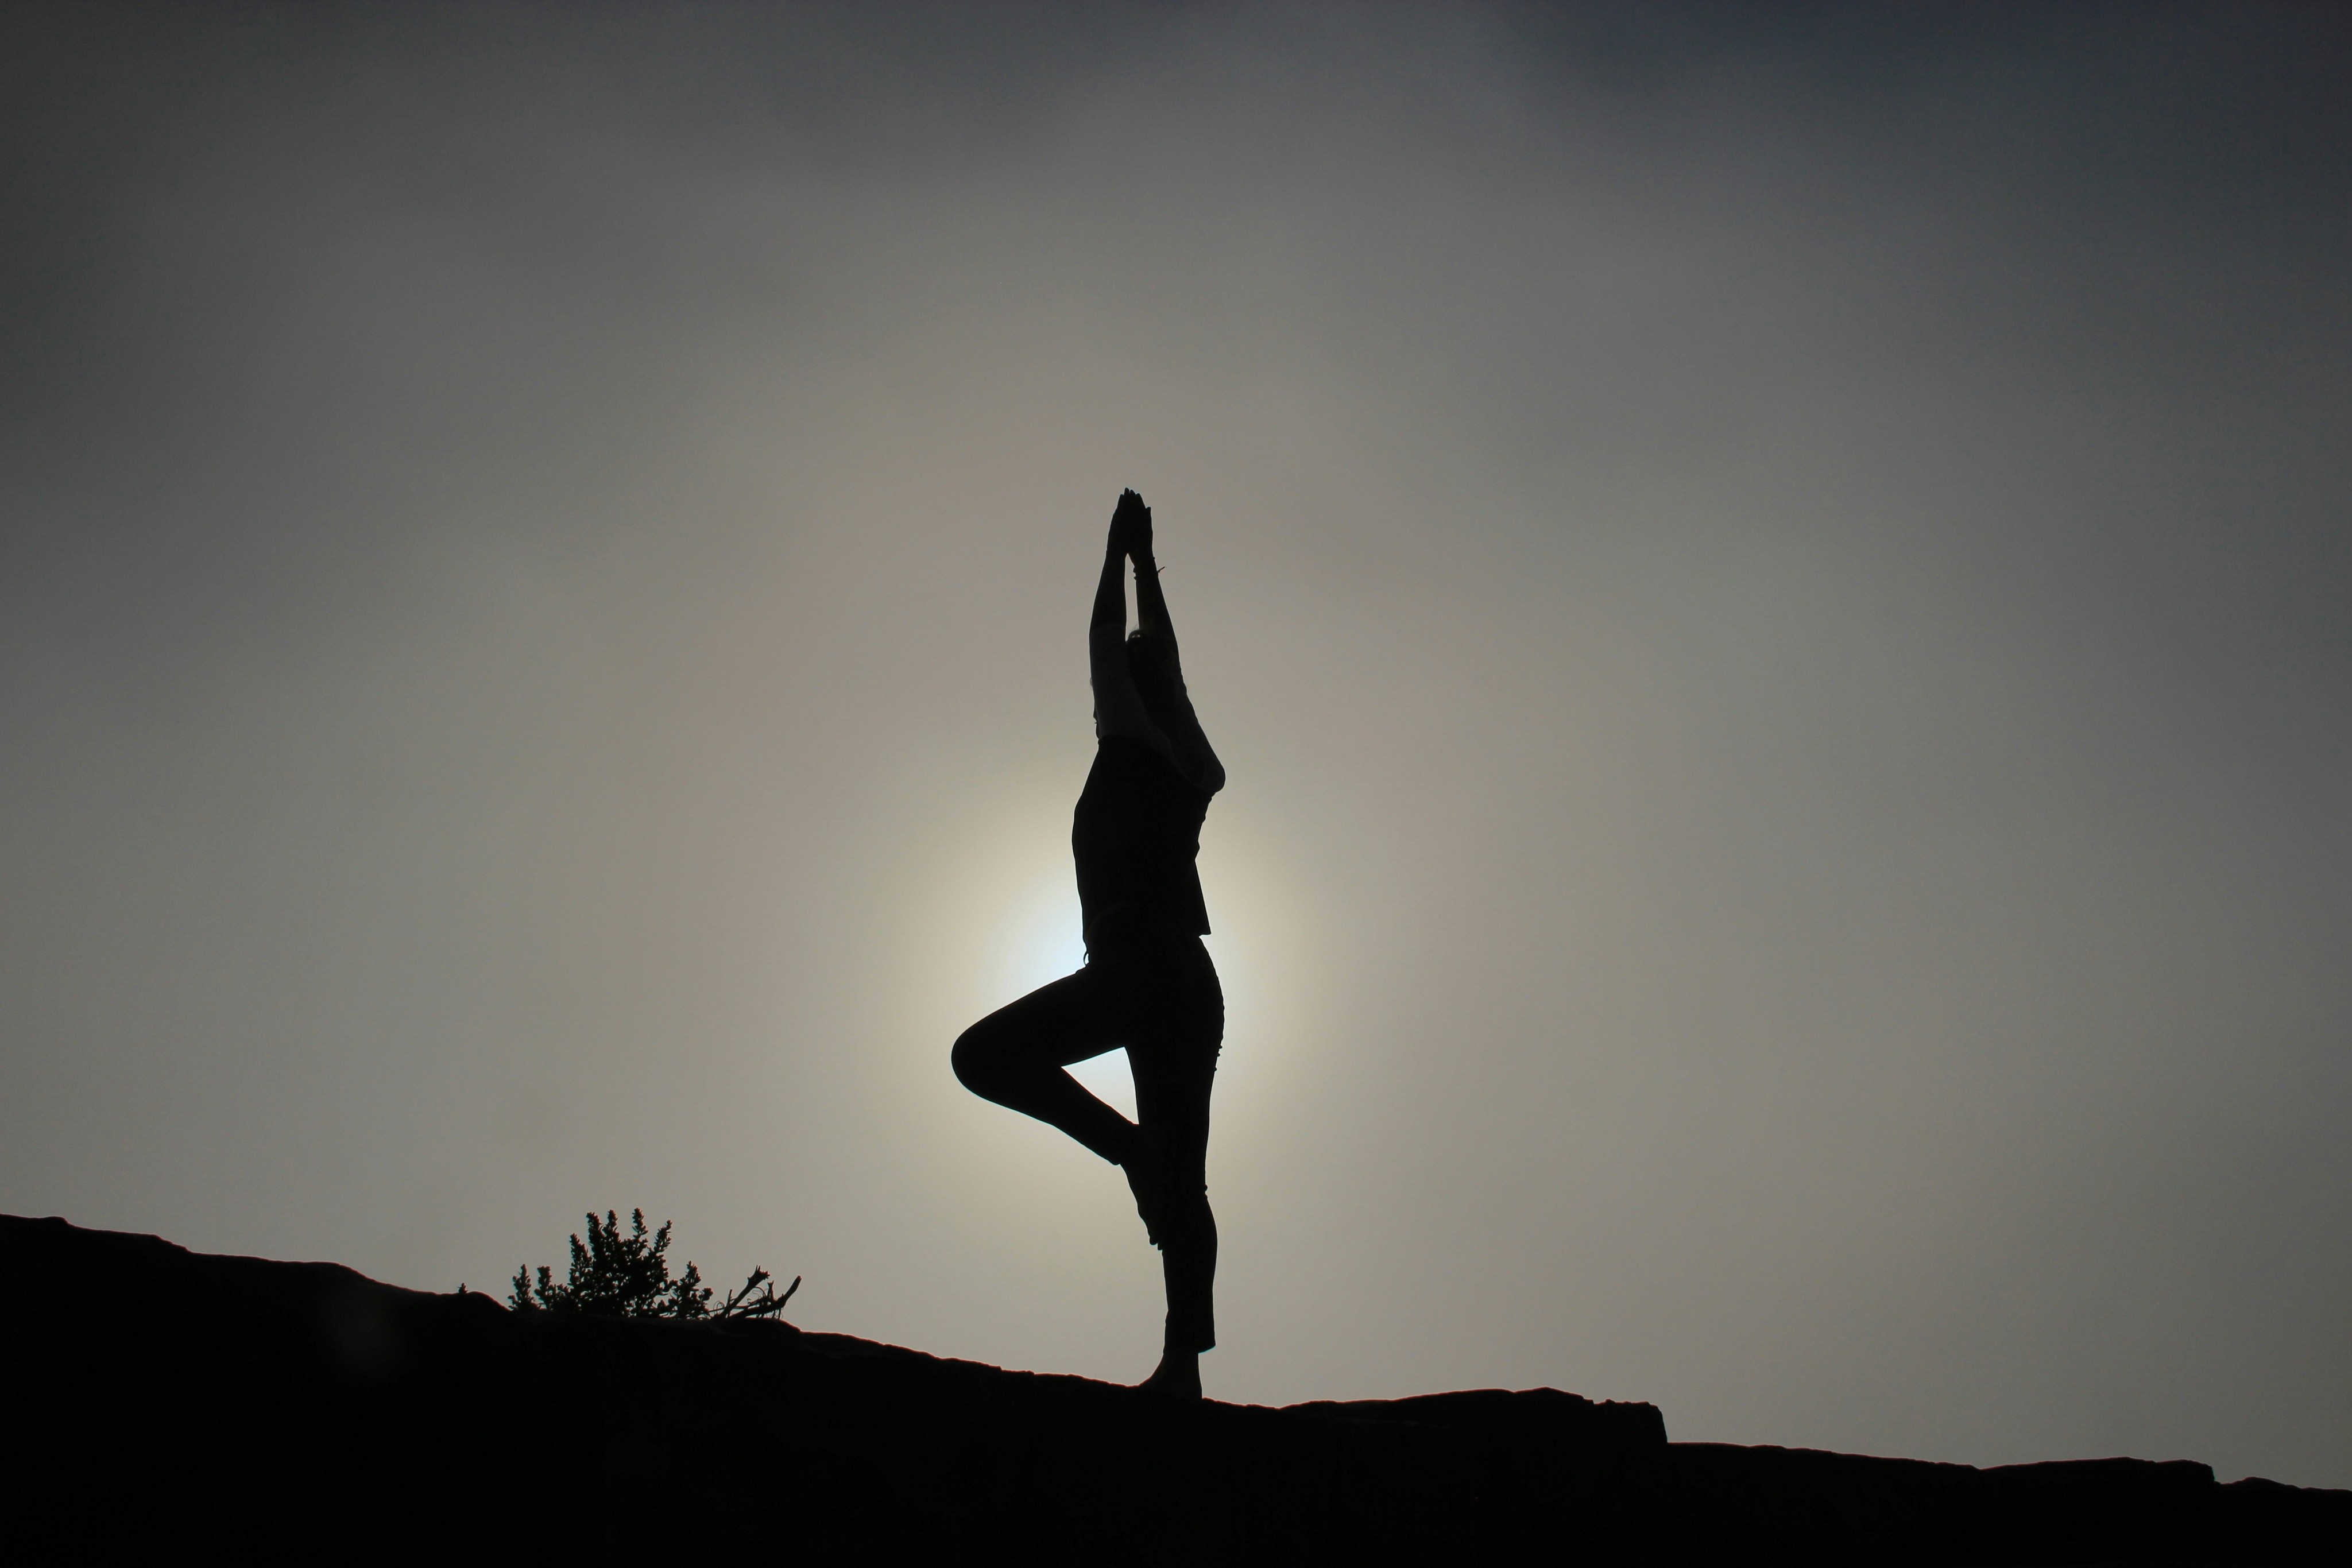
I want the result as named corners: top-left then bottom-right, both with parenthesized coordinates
top-left (5, 2), bottom-right (2347, 1486)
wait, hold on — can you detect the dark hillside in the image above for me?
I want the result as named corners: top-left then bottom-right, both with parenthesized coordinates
top-left (5, 1216), bottom-right (2340, 1562)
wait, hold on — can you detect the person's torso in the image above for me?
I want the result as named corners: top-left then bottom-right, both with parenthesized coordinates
top-left (1073, 735), bottom-right (1212, 944)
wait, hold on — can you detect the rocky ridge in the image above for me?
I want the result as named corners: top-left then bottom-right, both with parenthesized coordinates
top-left (5, 1215), bottom-right (2341, 1562)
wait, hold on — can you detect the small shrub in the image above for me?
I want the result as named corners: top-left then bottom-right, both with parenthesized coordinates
top-left (509, 1209), bottom-right (799, 1321)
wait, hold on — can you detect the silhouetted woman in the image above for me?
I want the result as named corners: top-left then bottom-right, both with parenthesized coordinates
top-left (953, 489), bottom-right (1227, 1400)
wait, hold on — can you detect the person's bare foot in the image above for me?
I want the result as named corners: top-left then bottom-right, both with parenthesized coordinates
top-left (1136, 1351), bottom-right (1201, 1401)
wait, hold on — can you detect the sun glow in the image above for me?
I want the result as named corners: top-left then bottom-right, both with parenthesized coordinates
top-left (918, 792), bottom-right (1321, 1148)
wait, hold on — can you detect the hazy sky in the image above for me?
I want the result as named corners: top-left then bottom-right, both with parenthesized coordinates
top-left (5, 2), bottom-right (2347, 1486)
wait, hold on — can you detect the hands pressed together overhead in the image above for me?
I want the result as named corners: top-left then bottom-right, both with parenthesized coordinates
top-left (1109, 488), bottom-right (1154, 562)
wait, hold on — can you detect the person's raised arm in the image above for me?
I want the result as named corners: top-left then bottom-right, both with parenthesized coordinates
top-left (1126, 499), bottom-right (1225, 795)
top-left (1090, 492), bottom-right (1161, 744)
top-left (1129, 509), bottom-right (1179, 660)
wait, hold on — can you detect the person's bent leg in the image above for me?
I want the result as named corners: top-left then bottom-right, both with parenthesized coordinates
top-left (952, 969), bottom-right (1139, 1167)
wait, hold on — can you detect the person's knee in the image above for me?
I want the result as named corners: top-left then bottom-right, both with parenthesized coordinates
top-left (1160, 1187), bottom-right (1213, 1241)
top-left (1155, 1118), bottom-right (1210, 1186)
top-left (951, 1022), bottom-right (1004, 1098)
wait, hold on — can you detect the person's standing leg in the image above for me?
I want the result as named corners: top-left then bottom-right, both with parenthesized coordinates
top-left (1144, 1054), bottom-right (1217, 1351)
top-left (1128, 938), bottom-right (1223, 1390)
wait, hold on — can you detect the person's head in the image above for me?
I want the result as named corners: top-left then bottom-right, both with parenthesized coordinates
top-left (1125, 630), bottom-right (1185, 724)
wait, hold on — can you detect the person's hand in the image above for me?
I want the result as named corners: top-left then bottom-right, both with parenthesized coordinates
top-left (1111, 489), bottom-right (1153, 559)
